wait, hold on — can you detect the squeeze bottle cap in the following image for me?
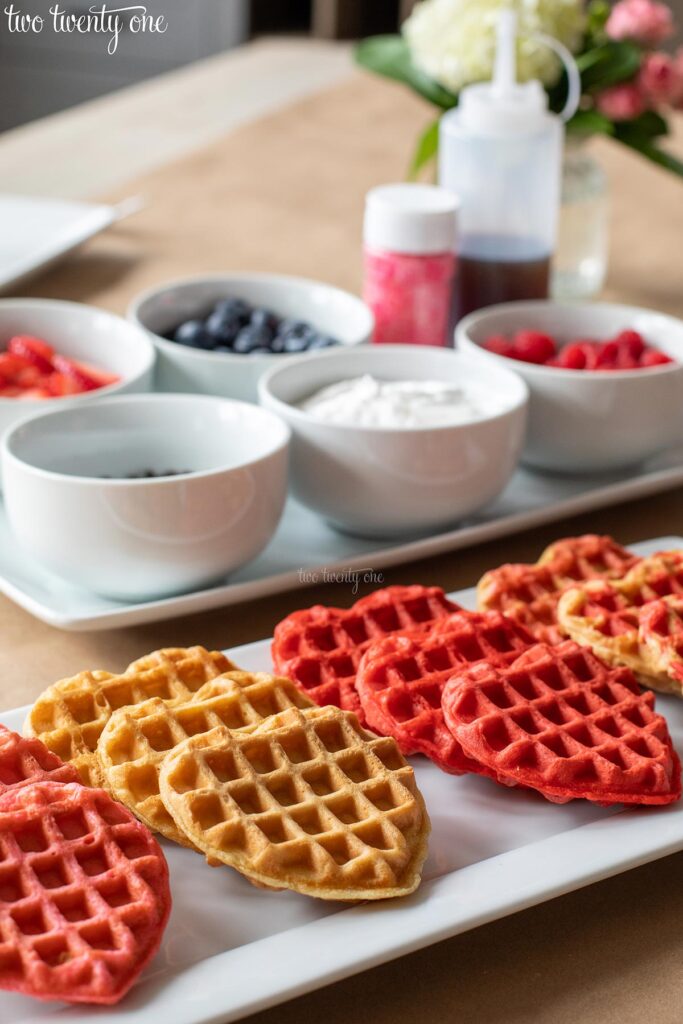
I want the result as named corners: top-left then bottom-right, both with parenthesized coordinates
top-left (364, 184), bottom-right (459, 255)
top-left (458, 10), bottom-right (580, 135)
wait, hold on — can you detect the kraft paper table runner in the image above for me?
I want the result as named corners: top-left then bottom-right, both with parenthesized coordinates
top-left (3, 71), bottom-right (683, 1024)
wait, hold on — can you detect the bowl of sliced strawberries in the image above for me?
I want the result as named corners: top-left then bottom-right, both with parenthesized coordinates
top-left (0, 298), bottom-right (155, 440)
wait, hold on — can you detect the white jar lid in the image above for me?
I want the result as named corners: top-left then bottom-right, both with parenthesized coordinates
top-left (364, 183), bottom-right (459, 255)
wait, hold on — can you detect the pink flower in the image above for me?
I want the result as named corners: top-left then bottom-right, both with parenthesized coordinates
top-left (638, 51), bottom-right (683, 105)
top-left (595, 81), bottom-right (647, 121)
top-left (606, 0), bottom-right (674, 47)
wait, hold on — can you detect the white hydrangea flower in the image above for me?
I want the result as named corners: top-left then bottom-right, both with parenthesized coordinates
top-left (403, 0), bottom-right (585, 93)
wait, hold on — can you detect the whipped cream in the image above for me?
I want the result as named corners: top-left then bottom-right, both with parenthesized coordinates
top-left (298, 375), bottom-right (490, 428)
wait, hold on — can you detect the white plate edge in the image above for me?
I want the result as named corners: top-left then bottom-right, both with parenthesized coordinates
top-left (4, 465), bottom-right (683, 631)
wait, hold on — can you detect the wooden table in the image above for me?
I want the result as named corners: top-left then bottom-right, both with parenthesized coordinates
top-left (4, 61), bottom-right (683, 1024)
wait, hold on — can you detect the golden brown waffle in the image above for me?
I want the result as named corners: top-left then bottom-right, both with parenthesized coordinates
top-left (640, 596), bottom-right (683, 686)
top-left (24, 648), bottom-right (236, 787)
top-left (159, 706), bottom-right (430, 900)
top-left (97, 672), bottom-right (315, 846)
top-left (557, 553), bottom-right (683, 695)
top-left (477, 535), bottom-right (639, 644)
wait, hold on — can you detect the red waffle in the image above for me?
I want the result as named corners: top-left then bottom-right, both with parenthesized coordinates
top-left (640, 595), bottom-right (683, 685)
top-left (0, 726), bottom-right (79, 793)
top-left (355, 610), bottom-right (536, 773)
top-left (272, 585), bottom-right (460, 722)
top-left (442, 641), bottom-right (681, 806)
top-left (0, 781), bottom-right (171, 1005)
top-left (477, 534), bottom-right (638, 644)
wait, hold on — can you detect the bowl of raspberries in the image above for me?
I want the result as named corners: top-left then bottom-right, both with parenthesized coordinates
top-left (457, 301), bottom-right (683, 473)
top-left (129, 273), bottom-right (374, 403)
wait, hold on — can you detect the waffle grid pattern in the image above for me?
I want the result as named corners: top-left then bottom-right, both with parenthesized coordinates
top-left (356, 611), bottom-right (535, 773)
top-left (442, 641), bottom-right (681, 805)
top-left (159, 707), bottom-right (430, 899)
top-left (0, 726), bottom-right (80, 793)
top-left (0, 782), bottom-right (170, 1005)
top-left (477, 535), bottom-right (638, 644)
top-left (24, 648), bottom-right (236, 786)
top-left (272, 585), bottom-right (460, 720)
top-left (98, 672), bottom-right (315, 845)
top-left (641, 596), bottom-right (683, 683)
top-left (558, 553), bottom-right (683, 693)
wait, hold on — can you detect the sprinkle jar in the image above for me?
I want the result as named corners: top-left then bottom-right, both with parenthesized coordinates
top-left (363, 184), bottom-right (458, 348)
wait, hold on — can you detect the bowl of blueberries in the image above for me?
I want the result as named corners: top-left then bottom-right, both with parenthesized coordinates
top-left (129, 273), bottom-right (374, 402)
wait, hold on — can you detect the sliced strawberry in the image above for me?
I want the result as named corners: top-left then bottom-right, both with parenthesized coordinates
top-left (71, 360), bottom-right (119, 388)
top-left (8, 336), bottom-right (54, 374)
top-left (0, 352), bottom-right (32, 381)
top-left (45, 371), bottom-right (84, 396)
top-left (17, 387), bottom-right (53, 400)
top-left (16, 367), bottom-right (43, 389)
top-left (52, 355), bottom-right (101, 392)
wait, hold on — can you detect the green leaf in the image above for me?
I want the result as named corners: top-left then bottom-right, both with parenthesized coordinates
top-left (355, 35), bottom-right (458, 111)
top-left (585, 0), bottom-right (611, 43)
top-left (577, 41), bottom-right (642, 90)
top-left (616, 138), bottom-right (683, 178)
top-left (566, 109), bottom-right (615, 137)
top-left (409, 118), bottom-right (441, 179)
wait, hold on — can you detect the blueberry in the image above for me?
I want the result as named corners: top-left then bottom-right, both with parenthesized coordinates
top-left (205, 310), bottom-right (242, 347)
top-left (278, 319), bottom-right (310, 340)
top-left (250, 307), bottom-right (279, 334)
top-left (270, 334), bottom-right (286, 353)
top-left (213, 298), bottom-right (251, 322)
top-left (282, 333), bottom-right (311, 354)
top-left (249, 346), bottom-right (274, 355)
top-left (307, 334), bottom-right (339, 350)
top-left (173, 320), bottom-right (212, 349)
top-left (233, 325), bottom-right (273, 354)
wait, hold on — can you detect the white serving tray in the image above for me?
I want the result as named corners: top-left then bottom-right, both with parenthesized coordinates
top-left (2, 535), bottom-right (683, 1024)
top-left (0, 194), bottom-right (141, 293)
top-left (2, 449), bottom-right (683, 630)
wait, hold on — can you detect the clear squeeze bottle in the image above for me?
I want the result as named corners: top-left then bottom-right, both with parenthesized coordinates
top-left (439, 10), bottom-right (580, 322)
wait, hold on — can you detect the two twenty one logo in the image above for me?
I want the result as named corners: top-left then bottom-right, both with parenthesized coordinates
top-left (3, 4), bottom-right (168, 55)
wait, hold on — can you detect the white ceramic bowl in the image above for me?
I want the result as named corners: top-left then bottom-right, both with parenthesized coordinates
top-left (129, 273), bottom-right (375, 403)
top-left (1, 394), bottom-right (290, 601)
top-left (457, 301), bottom-right (683, 473)
top-left (258, 344), bottom-right (528, 538)
top-left (0, 298), bottom-right (155, 439)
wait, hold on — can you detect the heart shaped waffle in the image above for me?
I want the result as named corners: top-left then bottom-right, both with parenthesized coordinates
top-left (477, 535), bottom-right (638, 644)
top-left (0, 726), bottom-right (80, 793)
top-left (272, 585), bottom-right (460, 722)
top-left (0, 781), bottom-right (171, 1005)
top-left (98, 671), bottom-right (315, 846)
top-left (639, 595), bottom-right (683, 686)
top-left (356, 610), bottom-right (535, 773)
top-left (557, 553), bottom-right (683, 694)
top-left (442, 641), bottom-right (681, 806)
top-left (158, 706), bottom-right (430, 900)
top-left (25, 647), bottom-right (237, 787)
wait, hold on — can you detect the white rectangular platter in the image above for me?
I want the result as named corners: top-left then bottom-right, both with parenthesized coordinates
top-left (2, 448), bottom-right (683, 630)
top-left (1, 535), bottom-right (682, 1024)
top-left (0, 194), bottom-right (138, 293)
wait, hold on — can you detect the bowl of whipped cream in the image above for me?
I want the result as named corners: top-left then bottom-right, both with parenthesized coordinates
top-left (259, 344), bottom-right (528, 537)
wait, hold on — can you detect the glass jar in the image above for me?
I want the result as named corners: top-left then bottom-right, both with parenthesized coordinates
top-left (552, 140), bottom-right (609, 301)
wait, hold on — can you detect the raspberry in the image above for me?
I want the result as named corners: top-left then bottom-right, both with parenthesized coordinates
top-left (511, 330), bottom-right (556, 364)
top-left (615, 330), bottom-right (645, 360)
top-left (555, 343), bottom-right (586, 369)
top-left (640, 348), bottom-right (674, 367)
top-left (596, 341), bottom-right (619, 368)
top-left (483, 334), bottom-right (514, 358)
